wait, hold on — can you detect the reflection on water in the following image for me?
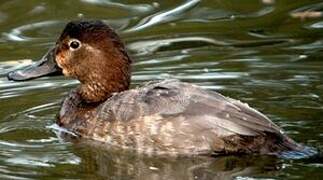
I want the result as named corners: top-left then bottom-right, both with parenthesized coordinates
top-left (0, 0), bottom-right (323, 179)
top-left (73, 140), bottom-right (282, 180)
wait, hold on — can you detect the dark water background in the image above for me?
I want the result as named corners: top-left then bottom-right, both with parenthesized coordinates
top-left (0, 0), bottom-right (323, 179)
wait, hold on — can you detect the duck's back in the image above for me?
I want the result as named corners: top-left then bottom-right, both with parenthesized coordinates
top-left (82, 79), bottom-right (301, 155)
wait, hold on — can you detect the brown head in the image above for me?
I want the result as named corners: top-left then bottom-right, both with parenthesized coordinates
top-left (8, 20), bottom-right (132, 103)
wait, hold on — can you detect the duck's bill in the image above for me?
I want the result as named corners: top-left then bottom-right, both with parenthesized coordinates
top-left (7, 47), bottom-right (62, 81)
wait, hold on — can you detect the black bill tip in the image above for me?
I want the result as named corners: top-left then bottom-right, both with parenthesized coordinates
top-left (7, 69), bottom-right (31, 81)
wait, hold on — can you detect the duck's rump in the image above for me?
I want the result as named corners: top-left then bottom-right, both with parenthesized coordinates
top-left (88, 79), bottom-right (301, 155)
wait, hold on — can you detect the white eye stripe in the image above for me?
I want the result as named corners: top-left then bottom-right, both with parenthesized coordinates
top-left (68, 39), bottom-right (82, 50)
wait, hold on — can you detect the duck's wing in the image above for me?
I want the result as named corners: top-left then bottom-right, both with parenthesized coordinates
top-left (129, 79), bottom-right (282, 136)
top-left (98, 79), bottom-right (295, 154)
top-left (100, 79), bottom-right (284, 136)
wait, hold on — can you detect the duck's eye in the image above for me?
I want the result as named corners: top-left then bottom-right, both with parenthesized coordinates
top-left (69, 39), bottom-right (81, 50)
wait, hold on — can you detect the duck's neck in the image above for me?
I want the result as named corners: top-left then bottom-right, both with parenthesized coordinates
top-left (78, 81), bottom-right (127, 103)
top-left (77, 67), bottom-right (131, 103)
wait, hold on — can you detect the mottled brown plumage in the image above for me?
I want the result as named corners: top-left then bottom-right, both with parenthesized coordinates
top-left (8, 20), bottom-right (306, 156)
top-left (58, 79), bottom-right (301, 155)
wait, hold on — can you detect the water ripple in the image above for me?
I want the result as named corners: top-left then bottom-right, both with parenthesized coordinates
top-left (2, 20), bottom-right (60, 42)
top-left (128, 36), bottom-right (227, 55)
top-left (80, 0), bottom-right (155, 13)
top-left (126, 0), bottom-right (201, 32)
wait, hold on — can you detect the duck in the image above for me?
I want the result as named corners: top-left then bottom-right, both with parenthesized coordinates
top-left (7, 20), bottom-right (307, 156)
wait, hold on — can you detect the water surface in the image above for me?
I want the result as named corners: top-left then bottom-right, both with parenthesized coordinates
top-left (0, 0), bottom-right (323, 179)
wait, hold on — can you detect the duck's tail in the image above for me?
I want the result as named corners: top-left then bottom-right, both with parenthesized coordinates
top-left (276, 136), bottom-right (319, 159)
top-left (278, 145), bottom-right (318, 159)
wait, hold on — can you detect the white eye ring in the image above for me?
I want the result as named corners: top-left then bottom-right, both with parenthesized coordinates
top-left (68, 39), bottom-right (82, 50)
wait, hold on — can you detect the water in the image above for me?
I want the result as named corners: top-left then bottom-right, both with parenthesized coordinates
top-left (0, 0), bottom-right (323, 179)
